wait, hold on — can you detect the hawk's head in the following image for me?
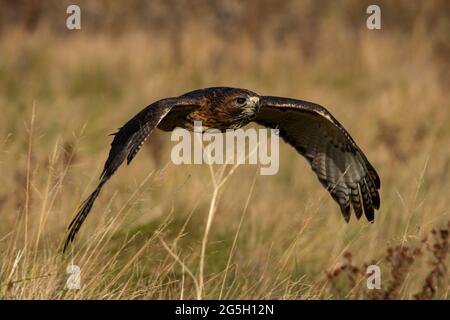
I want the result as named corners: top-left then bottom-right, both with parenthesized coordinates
top-left (208, 87), bottom-right (261, 128)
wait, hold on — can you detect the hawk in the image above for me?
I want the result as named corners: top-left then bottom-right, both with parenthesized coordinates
top-left (64, 87), bottom-right (380, 251)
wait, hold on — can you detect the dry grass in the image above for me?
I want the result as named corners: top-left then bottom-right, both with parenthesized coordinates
top-left (327, 222), bottom-right (449, 299)
top-left (0, 1), bottom-right (449, 299)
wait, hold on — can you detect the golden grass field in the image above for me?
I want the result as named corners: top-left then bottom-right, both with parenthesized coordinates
top-left (0, 1), bottom-right (449, 299)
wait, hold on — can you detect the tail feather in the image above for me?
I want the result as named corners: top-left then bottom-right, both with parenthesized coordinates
top-left (63, 179), bottom-right (106, 252)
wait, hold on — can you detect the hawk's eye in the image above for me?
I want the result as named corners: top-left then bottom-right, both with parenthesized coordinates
top-left (236, 97), bottom-right (246, 104)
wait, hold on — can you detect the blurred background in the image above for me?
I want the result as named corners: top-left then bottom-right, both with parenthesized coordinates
top-left (0, 0), bottom-right (449, 299)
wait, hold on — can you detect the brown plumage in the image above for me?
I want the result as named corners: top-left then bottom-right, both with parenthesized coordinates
top-left (63, 87), bottom-right (380, 251)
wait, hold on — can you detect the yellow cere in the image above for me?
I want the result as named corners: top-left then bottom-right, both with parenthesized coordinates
top-left (250, 97), bottom-right (259, 104)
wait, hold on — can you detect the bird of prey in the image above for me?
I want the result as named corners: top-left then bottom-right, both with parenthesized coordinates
top-left (63, 87), bottom-right (380, 251)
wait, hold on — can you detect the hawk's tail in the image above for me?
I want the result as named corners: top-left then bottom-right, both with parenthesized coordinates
top-left (63, 178), bottom-right (107, 252)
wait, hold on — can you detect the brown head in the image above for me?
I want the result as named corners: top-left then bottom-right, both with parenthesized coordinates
top-left (201, 87), bottom-right (261, 128)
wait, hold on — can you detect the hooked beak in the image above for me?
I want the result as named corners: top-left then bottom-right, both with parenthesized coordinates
top-left (248, 96), bottom-right (261, 112)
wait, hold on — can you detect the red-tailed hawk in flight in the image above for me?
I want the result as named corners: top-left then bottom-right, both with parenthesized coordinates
top-left (64, 87), bottom-right (380, 251)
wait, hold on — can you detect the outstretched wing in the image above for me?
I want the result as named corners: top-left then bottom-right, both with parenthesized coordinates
top-left (63, 96), bottom-right (200, 251)
top-left (254, 96), bottom-right (380, 222)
